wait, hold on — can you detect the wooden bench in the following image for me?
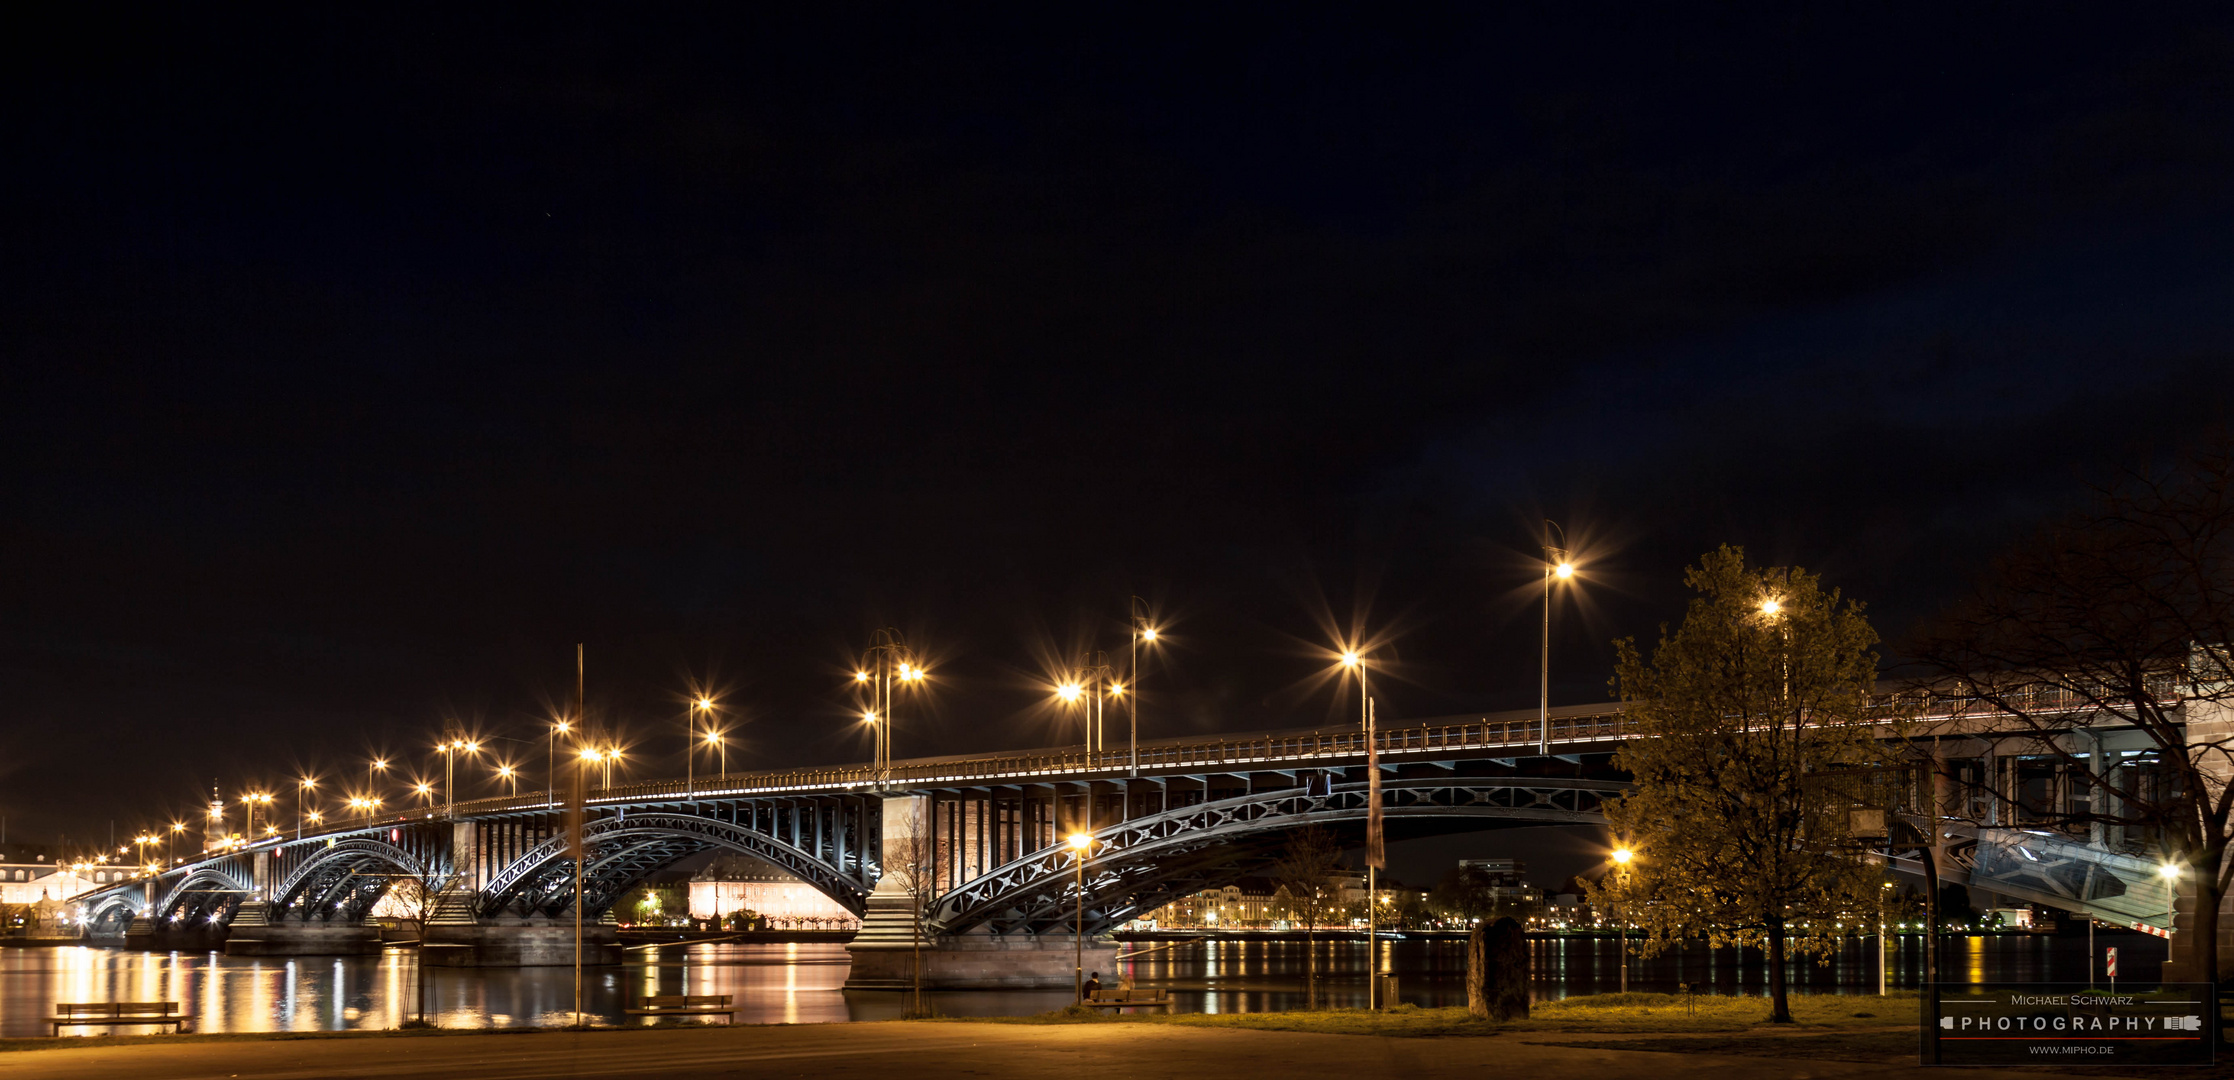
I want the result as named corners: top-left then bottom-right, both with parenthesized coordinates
top-left (50, 1001), bottom-right (188, 1036)
top-left (625, 994), bottom-right (736, 1022)
top-left (1084, 987), bottom-right (1171, 1009)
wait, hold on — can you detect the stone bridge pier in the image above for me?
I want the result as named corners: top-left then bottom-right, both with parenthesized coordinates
top-left (845, 794), bottom-right (1116, 990)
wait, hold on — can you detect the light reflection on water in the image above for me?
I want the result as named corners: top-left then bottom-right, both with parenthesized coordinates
top-left (0, 932), bottom-right (2170, 1037)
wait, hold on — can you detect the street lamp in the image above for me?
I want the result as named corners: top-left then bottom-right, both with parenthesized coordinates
top-left (1610, 846), bottom-right (1635, 993)
top-left (297, 777), bottom-right (317, 840)
top-left (1129, 597), bottom-right (1160, 776)
top-left (688, 697), bottom-right (715, 797)
top-left (1339, 646), bottom-right (1384, 1004)
top-left (1054, 679), bottom-right (1092, 767)
top-left (168, 822), bottom-right (185, 866)
top-left (437, 738), bottom-right (480, 816)
top-left (704, 728), bottom-right (726, 781)
top-left (858, 629), bottom-right (923, 786)
top-left (496, 763), bottom-right (518, 796)
top-left (1068, 832), bottom-right (1093, 1003)
top-left (548, 719), bottom-right (571, 808)
top-left (1541, 520), bottom-right (1576, 756)
top-left (369, 758), bottom-right (389, 803)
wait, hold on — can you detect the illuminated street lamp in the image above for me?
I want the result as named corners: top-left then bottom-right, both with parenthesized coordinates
top-left (1541, 520), bottom-right (1577, 756)
top-left (241, 792), bottom-right (275, 839)
top-left (297, 777), bottom-right (318, 840)
top-left (703, 728), bottom-right (726, 781)
top-left (858, 629), bottom-right (924, 786)
top-left (1128, 597), bottom-right (1160, 776)
top-left (437, 737), bottom-right (480, 817)
top-left (1068, 832), bottom-right (1093, 1003)
top-left (368, 758), bottom-right (389, 803)
top-left (548, 718), bottom-right (571, 808)
top-left (496, 763), bottom-right (519, 796)
top-left (168, 822), bottom-right (186, 866)
top-left (688, 696), bottom-right (716, 797)
top-left (1610, 846), bottom-right (1636, 993)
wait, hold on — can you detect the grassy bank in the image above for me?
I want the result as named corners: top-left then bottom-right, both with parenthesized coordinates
top-left (945, 991), bottom-right (1922, 1037)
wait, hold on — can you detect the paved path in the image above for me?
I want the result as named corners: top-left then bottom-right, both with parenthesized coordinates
top-left (2, 1023), bottom-right (2099, 1080)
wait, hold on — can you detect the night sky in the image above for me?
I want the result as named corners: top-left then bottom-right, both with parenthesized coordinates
top-left (6, 7), bottom-right (2234, 884)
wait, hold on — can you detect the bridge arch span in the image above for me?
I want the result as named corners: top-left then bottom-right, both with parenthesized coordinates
top-left (930, 778), bottom-right (1619, 936)
top-left (271, 837), bottom-right (439, 923)
top-left (156, 865), bottom-right (252, 926)
top-left (481, 812), bottom-right (868, 919)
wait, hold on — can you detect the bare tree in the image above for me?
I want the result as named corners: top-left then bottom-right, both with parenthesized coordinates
top-left (1273, 825), bottom-right (1345, 1009)
top-left (1908, 434), bottom-right (2234, 985)
top-left (386, 862), bottom-right (468, 1027)
top-left (896, 802), bottom-right (945, 1017)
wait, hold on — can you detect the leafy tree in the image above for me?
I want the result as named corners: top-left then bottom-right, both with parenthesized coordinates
top-left (1589, 546), bottom-right (1892, 1023)
top-left (1907, 434), bottom-right (2234, 984)
top-left (1272, 825), bottom-right (1345, 1009)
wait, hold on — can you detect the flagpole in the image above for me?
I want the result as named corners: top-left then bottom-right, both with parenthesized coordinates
top-left (571, 643), bottom-right (585, 1029)
top-left (1366, 692), bottom-right (1383, 1009)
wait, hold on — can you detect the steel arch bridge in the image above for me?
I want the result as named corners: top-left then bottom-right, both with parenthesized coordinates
top-left (64, 692), bottom-right (2206, 951)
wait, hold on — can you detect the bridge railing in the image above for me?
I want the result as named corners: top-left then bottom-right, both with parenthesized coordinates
top-left (423, 711), bottom-right (1642, 817)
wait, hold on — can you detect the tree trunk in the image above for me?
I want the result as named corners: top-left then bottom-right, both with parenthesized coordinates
top-left (1766, 917), bottom-right (1792, 1023)
top-left (1486, 917), bottom-right (1530, 1020)
top-left (1466, 926), bottom-right (1488, 1018)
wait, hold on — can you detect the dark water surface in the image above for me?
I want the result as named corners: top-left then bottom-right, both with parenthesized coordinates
top-left (0, 932), bottom-right (2172, 1038)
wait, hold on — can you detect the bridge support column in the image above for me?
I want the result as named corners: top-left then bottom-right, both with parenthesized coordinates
top-left (226, 919), bottom-right (385, 956)
top-left (845, 795), bottom-right (1119, 989)
top-left (422, 918), bottom-right (621, 966)
top-left (847, 925), bottom-right (1122, 990)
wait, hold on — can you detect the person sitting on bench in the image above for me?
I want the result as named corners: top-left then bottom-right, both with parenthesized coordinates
top-left (1083, 971), bottom-right (1101, 997)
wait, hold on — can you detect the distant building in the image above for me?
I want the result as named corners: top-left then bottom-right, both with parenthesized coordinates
top-left (0, 857), bottom-right (109, 907)
top-left (1456, 858), bottom-right (1546, 923)
top-left (688, 854), bottom-right (858, 929)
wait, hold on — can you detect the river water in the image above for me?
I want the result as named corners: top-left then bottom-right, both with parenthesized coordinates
top-left (0, 932), bottom-right (2171, 1038)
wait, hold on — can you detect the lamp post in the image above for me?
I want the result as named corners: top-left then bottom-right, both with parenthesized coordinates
top-left (497, 763), bottom-right (518, 796)
top-left (1068, 832), bottom-right (1093, 1003)
top-left (858, 630), bottom-right (923, 785)
top-left (704, 729), bottom-right (726, 781)
top-left (1056, 679), bottom-right (1088, 764)
top-left (1611, 846), bottom-right (1635, 993)
top-left (369, 758), bottom-right (389, 807)
top-left (1129, 597), bottom-right (1158, 777)
top-left (689, 697), bottom-right (715, 797)
top-left (297, 778), bottom-right (317, 840)
top-left (1541, 520), bottom-right (1575, 756)
top-left (168, 822), bottom-right (185, 866)
top-left (548, 719), bottom-right (570, 808)
top-left (437, 738), bottom-right (480, 816)
top-left (243, 793), bottom-right (273, 840)
top-left (1341, 648), bottom-right (1378, 1007)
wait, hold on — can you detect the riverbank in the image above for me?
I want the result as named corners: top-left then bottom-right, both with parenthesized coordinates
top-left (955, 990), bottom-right (1920, 1036)
top-left (0, 1013), bottom-right (2091, 1080)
